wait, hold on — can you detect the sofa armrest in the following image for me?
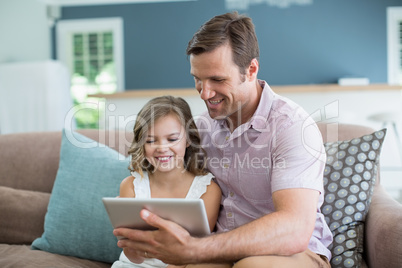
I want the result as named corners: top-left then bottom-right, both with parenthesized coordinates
top-left (365, 184), bottom-right (402, 267)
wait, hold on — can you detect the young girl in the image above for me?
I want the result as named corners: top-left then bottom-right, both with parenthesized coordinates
top-left (112, 96), bottom-right (222, 268)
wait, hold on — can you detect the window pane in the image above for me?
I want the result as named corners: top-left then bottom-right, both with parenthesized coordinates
top-left (58, 18), bottom-right (123, 129)
top-left (73, 34), bottom-right (83, 57)
top-left (71, 31), bottom-right (117, 127)
top-left (103, 32), bottom-right (113, 56)
top-left (89, 33), bottom-right (98, 56)
top-left (89, 60), bottom-right (99, 82)
top-left (74, 60), bottom-right (84, 76)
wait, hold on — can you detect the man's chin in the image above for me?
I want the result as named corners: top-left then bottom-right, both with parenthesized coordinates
top-left (207, 109), bottom-right (226, 120)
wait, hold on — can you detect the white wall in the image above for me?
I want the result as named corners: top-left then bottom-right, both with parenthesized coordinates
top-left (0, 0), bottom-right (51, 63)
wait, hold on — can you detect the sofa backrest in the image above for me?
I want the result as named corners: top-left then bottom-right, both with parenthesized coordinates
top-left (0, 123), bottom-right (377, 193)
top-left (0, 130), bottom-right (134, 193)
top-left (0, 131), bottom-right (63, 193)
top-left (317, 122), bottom-right (375, 143)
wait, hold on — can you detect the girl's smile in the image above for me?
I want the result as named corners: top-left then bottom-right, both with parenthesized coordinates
top-left (144, 113), bottom-right (188, 173)
top-left (155, 156), bottom-right (173, 162)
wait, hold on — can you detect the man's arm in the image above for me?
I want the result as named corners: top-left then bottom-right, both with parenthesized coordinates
top-left (114, 187), bottom-right (319, 265)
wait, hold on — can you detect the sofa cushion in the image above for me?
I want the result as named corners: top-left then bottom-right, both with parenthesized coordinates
top-left (31, 129), bottom-right (130, 263)
top-left (322, 129), bottom-right (386, 268)
top-left (0, 244), bottom-right (111, 268)
top-left (0, 186), bottom-right (50, 244)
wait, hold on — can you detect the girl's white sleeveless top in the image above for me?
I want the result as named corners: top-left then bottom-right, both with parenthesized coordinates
top-left (111, 171), bottom-right (214, 268)
top-left (132, 171), bottom-right (214, 199)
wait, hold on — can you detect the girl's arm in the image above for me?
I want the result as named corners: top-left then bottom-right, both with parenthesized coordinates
top-left (119, 175), bottom-right (135, 198)
top-left (200, 181), bottom-right (222, 232)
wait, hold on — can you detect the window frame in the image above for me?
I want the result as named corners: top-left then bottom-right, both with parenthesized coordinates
top-left (56, 17), bottom-right (125, 91)
top-left (387, 7), bottom-right (402, 85)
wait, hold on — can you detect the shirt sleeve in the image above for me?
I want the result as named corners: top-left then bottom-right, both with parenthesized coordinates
top-left (270, 117), bottom-right (326, 194)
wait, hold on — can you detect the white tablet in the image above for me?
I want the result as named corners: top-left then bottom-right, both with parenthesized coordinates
top-left (102, 197), bottom-right (211, 238)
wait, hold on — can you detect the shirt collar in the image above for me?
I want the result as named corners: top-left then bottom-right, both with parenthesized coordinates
top-left (248, 80), bottom-right (275, 132)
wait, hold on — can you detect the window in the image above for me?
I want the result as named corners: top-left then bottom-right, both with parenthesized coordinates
top-left (56, 17), bottom-right (124, 128)
top-left (387, 7), bottom-right (402, 85)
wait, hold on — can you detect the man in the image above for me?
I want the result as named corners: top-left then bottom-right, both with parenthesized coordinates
top-left (114, 12), bottom-right (332, 268)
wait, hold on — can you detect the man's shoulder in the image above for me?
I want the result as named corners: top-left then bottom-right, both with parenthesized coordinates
top-left (270, 93), bottom-right (311, 123)
top-left (260, 80), bottom-right (316, 134)
top-left (260, 79), bottom-right (308, 119)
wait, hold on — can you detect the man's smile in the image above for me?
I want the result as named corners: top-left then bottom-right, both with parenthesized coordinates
top-left (208, 98), bottom-right (224, 105)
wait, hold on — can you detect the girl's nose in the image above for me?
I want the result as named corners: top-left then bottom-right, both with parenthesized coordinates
top-left (155, 143), bottom-right (169, 153)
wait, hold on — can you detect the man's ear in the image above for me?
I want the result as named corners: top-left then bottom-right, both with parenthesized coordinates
top-left (247, 58), bottom-right (259, 81)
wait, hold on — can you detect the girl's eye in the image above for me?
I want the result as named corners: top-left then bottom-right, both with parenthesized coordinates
top-left (146, 140), bottom-right (154, 144)
top-left (168, 138), bottom-right (179, 142)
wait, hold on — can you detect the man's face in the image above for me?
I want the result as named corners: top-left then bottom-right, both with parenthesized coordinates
top-left (190, 43), bottom-right (255, 126)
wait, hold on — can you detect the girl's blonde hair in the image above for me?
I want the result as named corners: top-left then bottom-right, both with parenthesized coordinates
top-left (128, 96), bottom-right (207, 177)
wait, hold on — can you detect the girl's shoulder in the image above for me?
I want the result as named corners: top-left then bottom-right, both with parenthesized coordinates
top-left (194, 172), bottom-right (214, 184)
top-left (198, 172), bottom-right (221, 194)
top-left (121, 170), bottom-right (144, 185)
top-left (187, 172), bottom-right (219, 199)
top-left (119, 175), bottom-right (135, 197)
top-left (119, 171), bottom-right (149, 198)
top-left (130, 171), bottom-right (147, 180)
top-left (120, 174), bottom-right (134, 187)
top-left (132, 171), bottom-right (151, 198)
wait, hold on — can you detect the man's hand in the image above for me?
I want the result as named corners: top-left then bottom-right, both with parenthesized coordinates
top-left (113, 209), bottom-right (198, 265)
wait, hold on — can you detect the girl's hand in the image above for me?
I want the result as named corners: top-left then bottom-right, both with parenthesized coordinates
top-left (123, 247), bottom-right (145, 264)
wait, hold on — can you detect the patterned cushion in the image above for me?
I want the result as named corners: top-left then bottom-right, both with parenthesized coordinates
top-left (322, 129), bottom-right (386, 268)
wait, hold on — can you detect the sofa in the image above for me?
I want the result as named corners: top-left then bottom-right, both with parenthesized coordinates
top-left (0, 123), bottom-right (401, 268)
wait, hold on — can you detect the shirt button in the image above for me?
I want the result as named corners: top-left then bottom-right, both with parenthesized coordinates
top-left (227, 212), bottom-right (233, 217)
top-left (229, 192), bottom-right (234, 197)
top-left (225, 136), bottom-right (229, 141)
top-left (224, 164), bottom-right (229, 168)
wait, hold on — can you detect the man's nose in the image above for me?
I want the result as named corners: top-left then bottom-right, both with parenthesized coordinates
top-left (199, 81), bottom-right (215, 100)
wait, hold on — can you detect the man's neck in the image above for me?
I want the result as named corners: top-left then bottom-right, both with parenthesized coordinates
top-left (226, 80), bottom-right (263, 132)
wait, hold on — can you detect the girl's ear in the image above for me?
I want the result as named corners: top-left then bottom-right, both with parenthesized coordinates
top-left (186, 142), bottom-right (190, 148)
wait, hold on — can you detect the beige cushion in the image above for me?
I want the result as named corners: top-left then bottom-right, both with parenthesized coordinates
top-left (0, 244), bottom-right (110, 268)
top-left (0, 186), bottom-right (50, 244)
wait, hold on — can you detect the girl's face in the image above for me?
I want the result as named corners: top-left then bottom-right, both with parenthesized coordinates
top-left (144, 113), bottom-right (188, 173)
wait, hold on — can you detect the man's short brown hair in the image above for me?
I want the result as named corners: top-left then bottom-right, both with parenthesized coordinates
top-left (186, 11), bottom-right (260, 74)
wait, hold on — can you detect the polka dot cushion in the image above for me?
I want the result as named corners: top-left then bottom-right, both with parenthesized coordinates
top-left (322, 128), bottom-right (386, 268)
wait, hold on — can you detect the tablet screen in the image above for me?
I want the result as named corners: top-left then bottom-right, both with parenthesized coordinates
top-left (102, 198), bottom-right (211, 237)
